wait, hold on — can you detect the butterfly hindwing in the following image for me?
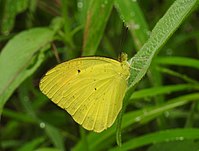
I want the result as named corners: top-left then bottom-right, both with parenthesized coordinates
top-left (40, 57), bottom-right (129, 132)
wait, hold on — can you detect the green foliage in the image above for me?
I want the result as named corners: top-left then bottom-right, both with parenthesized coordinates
top-left (0, 0), bottom-right (199, 151)
top-left (0, 28), bottom-right (55, 113)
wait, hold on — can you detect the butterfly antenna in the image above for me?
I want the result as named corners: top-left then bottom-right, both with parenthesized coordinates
top-left (118, 25), bottom-right (128, 61)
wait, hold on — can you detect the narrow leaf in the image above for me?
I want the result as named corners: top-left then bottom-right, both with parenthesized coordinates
top-left (0, 0), bottom-right (28, 34)
top-left (110, 128), bottom-right (199, 151)
top-left (156, 56), bottom-right (199, 69)
top-left (73, 93), bottom-right (199, 151)
top-left (82, 0), bottom-right (114, 55)
top-left (115, 0), bottom-right (149, 50)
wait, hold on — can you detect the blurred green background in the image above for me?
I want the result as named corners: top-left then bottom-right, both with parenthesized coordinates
top-left (0, 0), bottom-right (199, 151)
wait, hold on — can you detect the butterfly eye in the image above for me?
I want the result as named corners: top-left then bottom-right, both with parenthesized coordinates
top-left (77, 69), bottom-right (81, 73)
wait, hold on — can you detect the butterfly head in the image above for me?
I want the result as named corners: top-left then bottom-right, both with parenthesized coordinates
top-left (118, 53), bottom-right (130, 80)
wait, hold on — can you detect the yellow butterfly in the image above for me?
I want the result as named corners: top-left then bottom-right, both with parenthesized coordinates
top-left (39, 53), bottom-right (130, 132)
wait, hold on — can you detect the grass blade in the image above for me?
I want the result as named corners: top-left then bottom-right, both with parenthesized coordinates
top-left (110, 128), bottom-right (199, 151)
top-left (117, 0), bottom-right (198, 145)
top-left (82, 0), bottom-right (114, 55)
top-left (115, 0), bottom-right (149, 50)
top-left (73, 93), bottom-right (199, 151)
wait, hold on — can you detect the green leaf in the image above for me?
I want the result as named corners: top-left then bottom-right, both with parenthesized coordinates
top-left (148, 140), bottom-right (199, 151)
top-left (35, 148), bottom-right (60, 151)
top-left (45, 125), bottom-right (65, 151)
top-left (110, 128), bottom-right (199, 151)
top-left (157, 66), bottom-right (198, 84)
top-left (2, 109), bottom-right (35, 123)
top-left (116, 0), bottom-right (198, 145)
top-left (128, 0), bottom-right (198, 88)
top-left (130, 84), bottom-right (199, 100)
top-left (73, 93), bottom-right (199, 151)
top-left (82, 0), bottom-right (115, 55)
top-left (17, 137), bottom-right (45, 151)
top-left (0, 28), bottom-right (54, 114)
top-left (156, 56), bottom-right (199, 69)
top-left (115, 0), bottom-right (149, 50)
top-left (0, 0), bottom-right (28, 34)
top-left (17, 81), bottom-right (65, 151)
